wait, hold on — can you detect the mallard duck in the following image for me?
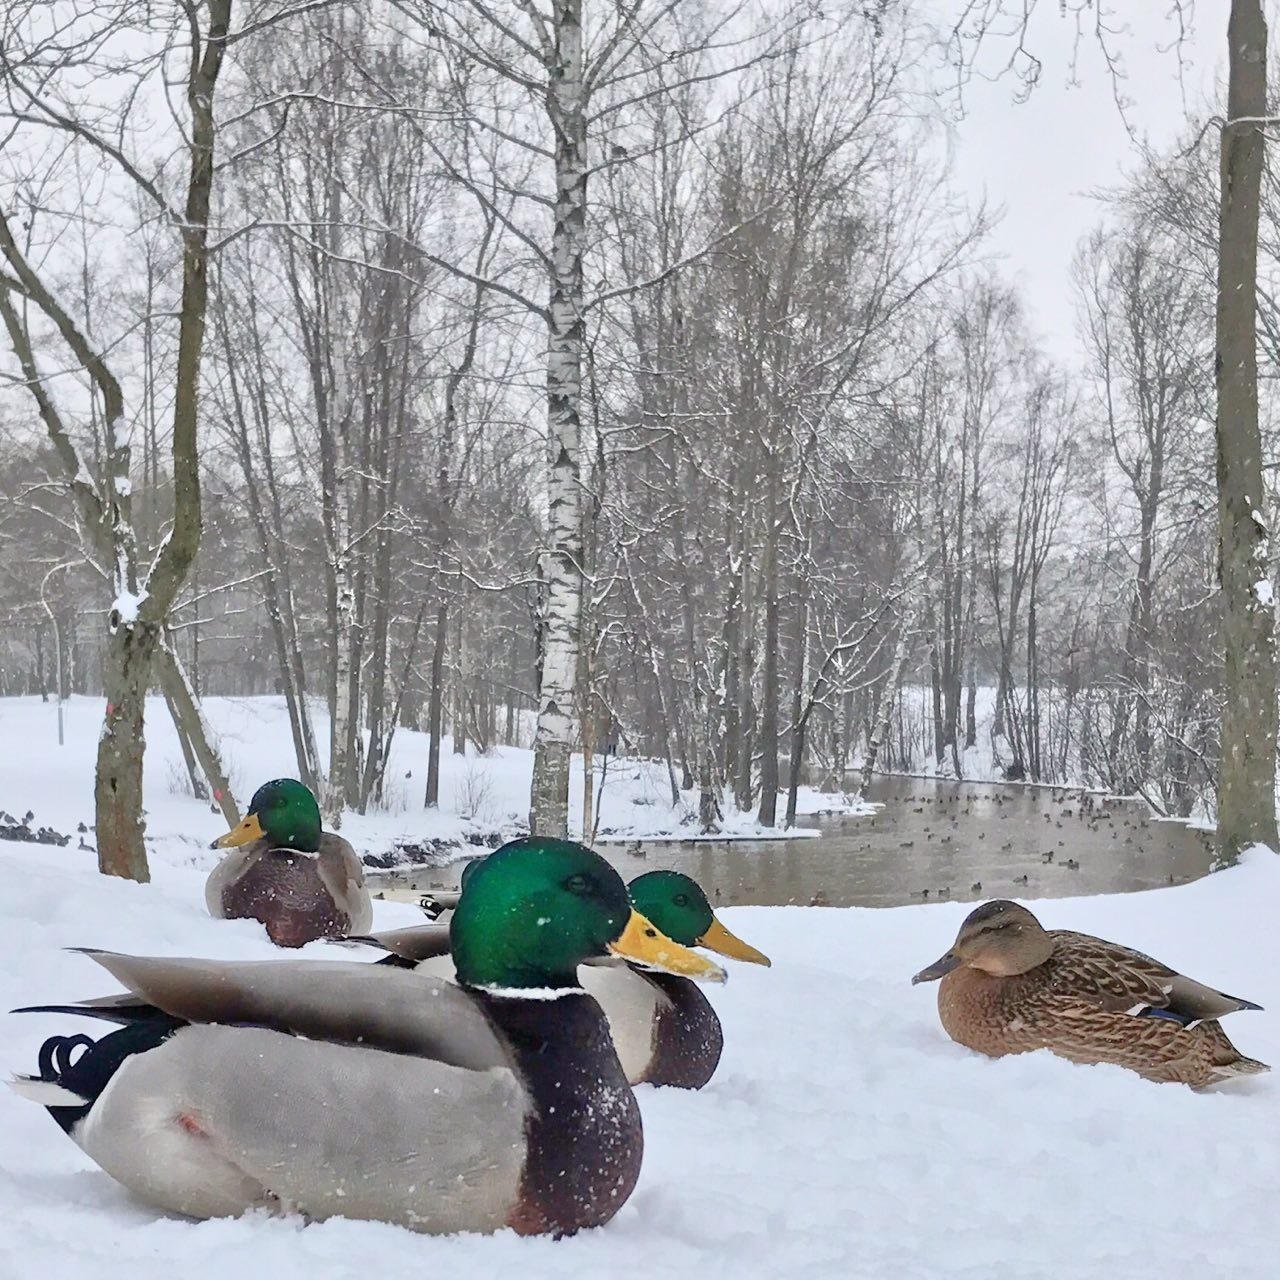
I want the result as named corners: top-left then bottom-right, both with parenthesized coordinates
top-left (10, 837), bottom-right (724, 1236)
top-left (912, 899), bottom-right (1269, 1087)
top-left (362, 868), bottom-right (770, 1089)
top-left (206, 778), bottom-right (372, 947)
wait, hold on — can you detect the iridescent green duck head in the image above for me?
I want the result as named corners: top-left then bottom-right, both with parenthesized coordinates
top-left (212, 778), bottom-right (322, 854)
top-left (628, 870), bottom-right (771, 966)
top-left (449, 837), bottom-right (727, 991)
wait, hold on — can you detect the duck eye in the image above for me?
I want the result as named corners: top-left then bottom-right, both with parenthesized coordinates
top-left (563, 873), bottom-right (594, 896)
top-left (672, 893), bottom-right (689, 907)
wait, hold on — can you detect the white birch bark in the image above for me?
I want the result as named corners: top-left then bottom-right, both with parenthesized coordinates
top-left (325, 285), bottom-right (357, 826)
top-left (318, 36), bottom-right (358, 826)
top-left (529, 0), bottom-right (587, 838)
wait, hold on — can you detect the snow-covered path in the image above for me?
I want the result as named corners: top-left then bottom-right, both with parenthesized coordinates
top-left (1, 837), bottom-right (1276, 1280)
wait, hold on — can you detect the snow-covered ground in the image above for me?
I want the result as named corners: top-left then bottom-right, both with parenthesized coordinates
top-left (890, 684), bottom-right (1010, 781)
top-left (0, 836), bottom-right (1276, 1278)
top-left (0, 695), bottom-right (870, 869)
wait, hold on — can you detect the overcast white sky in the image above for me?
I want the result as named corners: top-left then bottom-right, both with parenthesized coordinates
top-left (937, 1), bottom-right (1237, 366)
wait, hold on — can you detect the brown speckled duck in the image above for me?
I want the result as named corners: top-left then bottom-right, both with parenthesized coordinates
top-left (206, 779), bottom-right (372, 947)
top-left (912, 899), bottom-right (1268, 1088)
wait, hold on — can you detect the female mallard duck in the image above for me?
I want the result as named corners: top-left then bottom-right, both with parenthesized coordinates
top-left (362, 868), bottom-right (770, 1089)
top-left (912, 899), bottom-right (1268, 1087)
top-left (10, 837), bottom-right (724, 1236)
top-left (206, 778), bottom-right (372, 948)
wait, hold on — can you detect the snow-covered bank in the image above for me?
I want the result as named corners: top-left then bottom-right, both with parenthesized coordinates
top-left (0, 695), bottom-right (871, 869)
top-left (0, 837), bottom-right (1276, 1279)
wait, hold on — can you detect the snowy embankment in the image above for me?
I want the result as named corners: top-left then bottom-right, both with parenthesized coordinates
top-left (0, 695), bottom-right (870, 869)
top-left (888, 684), bottom-right (1012, 781)
top-left (0, 837), bottom-right (1277, 1279)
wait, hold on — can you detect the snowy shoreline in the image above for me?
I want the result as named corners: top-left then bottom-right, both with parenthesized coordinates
top-left (2, 693), bottom-right (1275, 1278)
top-left (0, 695), bottom-right (875, 870)
top-left (1, 835), bottom-right (1276, 1277)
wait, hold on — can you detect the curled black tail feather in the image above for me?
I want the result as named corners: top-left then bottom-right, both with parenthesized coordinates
top-left (26, 1019), bottom-right (181, 1134)
top-left (37, 1033), bottom-right (97, 1084)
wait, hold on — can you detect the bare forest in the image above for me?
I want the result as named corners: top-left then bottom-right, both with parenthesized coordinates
top-left (1, 1), bottom-right (1277, 868)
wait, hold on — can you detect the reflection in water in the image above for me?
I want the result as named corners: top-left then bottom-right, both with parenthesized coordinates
top-left (374, 775), bottom-right (1218, 909)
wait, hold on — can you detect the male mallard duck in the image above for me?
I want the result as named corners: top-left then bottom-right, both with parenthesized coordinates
top-left (362, 868), bottom-right (770, 1089)
top-left (912, 899), bottom-right (1268, 1087)
top-left (206, 778), bottom-right (372, 947)
top-left (10, 837), bottom-right (724, 1236)
top-left (590, 870), bottom-right (770, 1087)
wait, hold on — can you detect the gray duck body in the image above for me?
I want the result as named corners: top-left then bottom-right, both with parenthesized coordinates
top-left (14, 953), bottom-right (643, 1235)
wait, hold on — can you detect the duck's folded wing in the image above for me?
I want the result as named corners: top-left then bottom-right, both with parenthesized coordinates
top-left (1049, 932), bottom-right (1260, 1022)
top-left (62, 952), bottom-right (509, 1070)
top-left (354, 924), bottom-right (454, 962)
top-left (317, 833), bottom-right (373, 933)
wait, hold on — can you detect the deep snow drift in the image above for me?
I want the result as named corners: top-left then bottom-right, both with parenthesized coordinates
top-left (0, 694), bottom-right (868, 864)
top-left (0, 832), bottom-right (1276, 1279)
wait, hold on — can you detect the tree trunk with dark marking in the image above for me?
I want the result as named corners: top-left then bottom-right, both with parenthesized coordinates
top-left (1216, 0), bottom-right (1278, 859)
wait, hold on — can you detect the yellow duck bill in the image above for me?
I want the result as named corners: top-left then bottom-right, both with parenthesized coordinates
top-left (698, 917), bottom-right (771, 967)
top-left (610, 911), bottom-right (727, 983)
top-left (212, 813), bottom-right (265, 849)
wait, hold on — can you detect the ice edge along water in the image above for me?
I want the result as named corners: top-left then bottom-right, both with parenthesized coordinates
top-left (0, 837), bottom-right (1276, 1280)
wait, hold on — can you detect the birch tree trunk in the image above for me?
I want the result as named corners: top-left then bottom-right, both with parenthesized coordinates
top-left (321, 168), bottom-right (358, 824)
top-left (732, 545), bottom-right (756, 809)
top-left (1216, 0), bottom-right (1278, 858)
top-left (530, 0), bottom-right (587, 838)
top-left (581, 640), bottom-right (595, 838)
top-left (326, 362), bottom-right (357, 823)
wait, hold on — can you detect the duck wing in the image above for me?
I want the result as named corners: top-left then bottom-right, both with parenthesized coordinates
top-left (316, 832), bottom-right (373, 933)
top-left (352, 923), bottom-right (454, 963)
top-left (28, 951), bottom-right (509, 1070)
top-left (1048, 931), bottom-right (1261, 1024)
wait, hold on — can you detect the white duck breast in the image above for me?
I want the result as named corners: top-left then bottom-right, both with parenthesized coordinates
top-left (405, 948), bottom-right (675, 1085)
top-left (579, 963), bottom-right (666, 1081)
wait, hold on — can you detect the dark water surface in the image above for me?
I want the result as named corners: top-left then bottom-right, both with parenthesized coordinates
top-left (373, 775), bottom-right (1218, 909)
